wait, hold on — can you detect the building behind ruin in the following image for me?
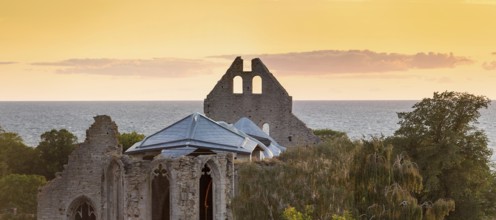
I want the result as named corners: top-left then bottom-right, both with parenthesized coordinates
top-left (204, 57), bottom-right (319, 147)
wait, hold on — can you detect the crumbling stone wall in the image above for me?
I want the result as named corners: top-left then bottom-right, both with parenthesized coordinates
top-left (37, 115), bottom-right (122, 220)
top-left (204, 57), bottom-right (320, 147)
top-left (38, 115), bottom-right (235, 220)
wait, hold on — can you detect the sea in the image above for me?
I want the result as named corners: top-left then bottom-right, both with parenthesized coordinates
top-left (0, 101), bottom-right (495, 160)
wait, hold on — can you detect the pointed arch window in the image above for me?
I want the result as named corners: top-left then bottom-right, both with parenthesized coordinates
top-left (67, 196), bottom-right (96, 220)
top-left (74, 202), bottom-right (96, 220)
top-left (152, 164), bottom-right (170, 220)
top-left (106, 161), bottom-right (122, 220)
top-left (200, 164), bottom-right (213, 220)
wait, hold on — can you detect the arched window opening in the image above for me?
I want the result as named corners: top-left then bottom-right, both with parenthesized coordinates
top-left (262, 123), bottom-right (270, 135)
top-left (200, 164), bottom-right (213, 220)
top-left (106, 162), bottom-right (122, 220)
top-left (233, 76), bottom-right (243, 94)
top-left (74, 202), bottom-right (96, 220)
top-left (152, 164), bottom-right (170, 220)
top-left (252, 76), bottom-right (262, 94)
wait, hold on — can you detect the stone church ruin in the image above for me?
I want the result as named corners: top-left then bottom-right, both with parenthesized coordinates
top-left (204, 57), bottom-right (319, 147)
top-left (37, 57), bottom-right (317, 219)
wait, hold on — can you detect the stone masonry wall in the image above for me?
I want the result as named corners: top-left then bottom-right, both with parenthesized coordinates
top-left (38, 115), bottom-right (235, 220)
top-left (124, 153), bottom-right (235, 220)
top-left (204, 57), bottom-right (320, 147)
top-left (37, 115), bottom-right (122, 220)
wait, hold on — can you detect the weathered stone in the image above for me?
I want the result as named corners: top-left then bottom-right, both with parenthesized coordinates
top-left (37, 116), bottom-right (235, 220)
top-left (204, 57), bottom-right (319, 147)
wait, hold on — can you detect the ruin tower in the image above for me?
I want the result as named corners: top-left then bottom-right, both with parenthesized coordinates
top-left (204, 57), bottom-right (319, 147)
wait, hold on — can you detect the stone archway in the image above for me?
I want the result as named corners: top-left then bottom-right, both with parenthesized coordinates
top-left (199, 164), bottom-right (213, 220)
top-left (67, 196), bottom-right (97, 220)
top-left (106, 160), bottom-right (123, 220)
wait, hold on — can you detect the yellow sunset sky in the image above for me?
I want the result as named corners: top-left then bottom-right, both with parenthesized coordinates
top-left (1, 0), bottom-right (496, 100)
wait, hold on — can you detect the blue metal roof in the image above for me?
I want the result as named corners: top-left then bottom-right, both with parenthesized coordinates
top-left (234, 117), bottom-right (286, 156)
top-left (125, 113), bottom-right (258, 154)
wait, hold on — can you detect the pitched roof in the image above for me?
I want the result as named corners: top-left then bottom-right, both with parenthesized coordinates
top-left (234, 117), bottom-right (286, 156)
top-left (125, 113), bottom-right (257, 154)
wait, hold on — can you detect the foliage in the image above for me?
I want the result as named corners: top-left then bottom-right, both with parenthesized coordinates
top-left (118, 131), bottom-right (145, 152)
top-left (233, 135), bottom-right (357, 220)
top-left (0, 174), bottom-right (46, 214)
top-left (0, 213), bottom-right (36, 220)
top-left (352, 138), bottom-right (426, 220)
top-left (332, 211), bottom-right (354, 220)
top-left (392, 91), bottom-right (495, 219)
top-left (0, 130), bottom-right (37, 177)
top-left (35, 129), bottom-right (77, 180)
top-left (313, 129), bottom-right (347, 140)
top-left (423, 199), bottom-right (456, 220)
top-left (282, 205), bottom-right (313, 220)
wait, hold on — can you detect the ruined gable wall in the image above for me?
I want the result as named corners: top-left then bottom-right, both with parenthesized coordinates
top-left (204, 57), bottom-right (319, 147)
top-left (37, 116), bottom-right (122, 220)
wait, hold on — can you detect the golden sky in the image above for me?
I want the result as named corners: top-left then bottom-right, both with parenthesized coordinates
top-left (1, 0), bottom-right (496, 100)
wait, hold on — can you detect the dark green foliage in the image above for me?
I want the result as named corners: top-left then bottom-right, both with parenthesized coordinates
top-left (118, 131), bottom-right (145, 152)
top-left (35, 129), bottom-right (77, 180)
top-left (0, 129), bottom-right (37, 177)
top-left (353, 138), bottom-right (425, 220)
top-left (233, 135), bottom-right (357, 220)
top-left (0, 174), bottom-right (46, 214)
top-left (313, 129), bottom-right (347, 140)
top-left (393, 91), bottom-right (495, 219)
top-left (0, 127), bottom-right (76, 216)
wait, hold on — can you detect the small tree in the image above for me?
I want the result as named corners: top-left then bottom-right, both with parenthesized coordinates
top-left (0, 129), bottom-right (37, 176)
top-left (0, 174), bottom-right (46, 214)
top-left (35, 129), bottom-right (77, 180)
top-left (352, 138), bottom-right (425, 220)
top-left (393, 91), bottom-right (495, 219)
top-left (118, 131), bottom-right (145, 152)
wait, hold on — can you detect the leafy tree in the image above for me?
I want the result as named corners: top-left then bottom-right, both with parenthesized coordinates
top-left (233, 135), bottom-right (357, 220)
top-left (118, 131), bottom-right (145, 152)
top-left (0, 174), bottom-right (46, 214)
top-left (353, 138), bottom-right (455, 220)
top-left (35, 129), bottom-right (77, 180)
top-left (282, 205), bottom-right (313, 220)
top-left (0, 129), bottom-right (37, 176)
top-left (352, 138), bottom-right (426, 220)
top-left (393, 91), bottom-right (495, 219)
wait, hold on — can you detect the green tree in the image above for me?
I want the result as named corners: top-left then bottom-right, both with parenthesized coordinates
top-left (0, 174), bottom-right (46, 214)
top-left (233, 135), bottom-right (357, 220)
top-left (393, 91), bottom-right (495, 219)
top-left (352, 138), bottom-right (426, 220)
top-left (118, 131), bottom-right (145, 152)
top-left (313, 129), bottom-right (347, 141)
top-left (0, 129), bottom-right (37, 176)
top-left (35, 129), bottom-right (77, 180)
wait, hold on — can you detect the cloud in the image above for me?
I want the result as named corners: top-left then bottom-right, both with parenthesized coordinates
top-left (0, 62), bottom-right (16, 65)
top-left (481, 52), bottom-right (496, 70)
top-left (213, 50), bottom-right (472, 75)
top-left (32, 58), bottom-right (223, 77)
top-left (482, 61), bottom-right (496, 70)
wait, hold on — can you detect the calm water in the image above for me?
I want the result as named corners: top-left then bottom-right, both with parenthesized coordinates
top-left (0, 101), bottom-right (495, 160)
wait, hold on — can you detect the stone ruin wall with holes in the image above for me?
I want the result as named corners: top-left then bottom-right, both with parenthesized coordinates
top-left (204, 57), bottom-right (320, 147)
top-left (37, 116), bottom-right (235, 220)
